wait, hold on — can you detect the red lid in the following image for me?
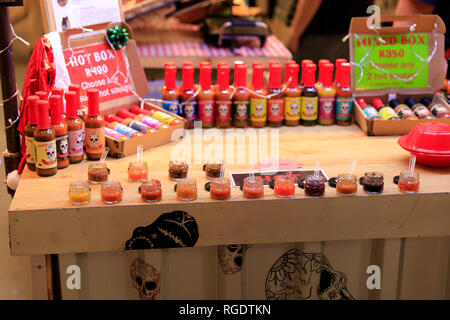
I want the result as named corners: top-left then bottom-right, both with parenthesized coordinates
top-left (335, 59), bottom-right (347, 85)
top-left (199, 61), bottom-right (211, 67)
top-left (234, 64), bottom-right (247, 87)
top-left (356, 98), bottom-right (367, 108)
top-left (284, 60), bottom-right (296, 83)
top-left (164, 65), bottom-right (177, 91)
top-left (398, 122), bottom-right (450, 155)
top-left (286, 63), bottom-right (299, 88)
top-left (29, 79), bottom-right (38, 95)
top-left (164, 62), bottom-right (176, 68)
top-left (269, 63), bottom-right (282, 89)
top-left (35, 91), bottom-right (48, 101)
top-left (217, 64), bottom-right (230, 90)
top-left (318, 60), bottom-right (331, 84)
top-left (372, 98), bottom-right (385, 110)
top-left (321, 63), bottom-right (334, 87)
top-left (182, 65), bottom-right (194, 91)
top-left (303, 64), bottom-right (316, 88)
top-left (339, 63), bottom-right (351, 88)
top-left (51, 87), bottom-right (64, 97)
top-left (27, 95), bottom-right (40, 125)
top-left (319, 59), bottom-right (330, 68)
top-left (68, 84), bottom-right (80, 95)
top-left (252, 61), bottom-right (263, 69)
top-left (252, 64), bottom-right (265, 90)
top-left (117, 108), bottom-right (137, 119)
top-left (87, 89), bottom-right (100, 116)
top-left (182, 61), bottom-right (194, 68)
top-left (49, 95), bottom-right (63, 123)
top-left (199, 64), bottom-right (212, 90)
top-left (130, 105), bottom-right (153, 116)
top-left (65, 91), bottom-right (78, 119)
top-left (217, 61), bottom-right (228, 69)
top-left (300, 59), bottom-right (313, 84)
top-left (104, 113), bottom-right (123, 123)
top-left (37, 100), bottom-right (50, 129)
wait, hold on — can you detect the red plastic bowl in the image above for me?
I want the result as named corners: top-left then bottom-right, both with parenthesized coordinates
top-left (411, 151), bottom-right (450, 167)
top-left (398, 122), bottom-right (450, 155)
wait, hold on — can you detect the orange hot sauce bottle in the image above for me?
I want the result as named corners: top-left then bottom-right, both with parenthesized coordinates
top-left (335, 63), bottom-right (353, 126)
top-left (249, 64), bottom-right (267, 128)
top-left (315, 59), bottom-right (330, 90)
top-left (334, 58), bottom-right (347, 88)
top-left (284, 63), bottom-right (301, 126)
top-left (197, 64), bottom-right (215, 128)
top-left (232, 63), bottom-right (250, 128)
top-left (65, 91), bottom-right (85, 164)
top-left (85, 89), bottom-right (105, 160)
top-left (34, 100), bottom-right (57, 177)
top-left (267, 62), bottom-right (284, 127)
top-left (24, 96), bottom-right (40, 171)
top-left (318, 63), bottom-right (336, 125)
top-left (68, 84), bottom-right (85, 120)
top-left (300, 64), bottom-right (319, 126)
top-left (161, 64), bottom-right (180, 116)
top-left (49, 95), bottom-right (69, 169)
top-left (180, 65), bottom-right (197, 129)
top-left (215, 64), bottom-right (233, 128)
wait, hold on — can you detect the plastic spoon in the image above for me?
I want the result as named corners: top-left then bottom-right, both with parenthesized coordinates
top-left (136, 145), bottom-right (143, 166)
top-left (408, 155), bottom-right (416, 177)
top-left (349, 160), bottom-right (358, 176)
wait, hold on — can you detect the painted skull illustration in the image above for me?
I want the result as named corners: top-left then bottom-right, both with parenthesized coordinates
top-left (289, 102), bottom-right (299, 115)
top-left (184, 104), bottom-right (195, 118)
top-left (218, 244), bottom-right (250, 275)
top-left (89, 133), bottom-right (100, 147)
top-left (237, 104), bottom-right (247, 117)
top-left (271, 103), bottom-right (280, 116)
top-left (130, 258), bottom-right (160, 300)
top-left (305, 103), bottom-right (315, 115)
top-left (218, 104), bottom-right (229, 118)
top-left (75, 135), bottom-right (84, 149)
top-left (255, 103), bottom-right (264, 116)
top-left (340, 101), bottom-right (350, 115)
top-left (203, 104), bottom-right (213, 117)
top-left (60, 139), bottom-right (68, 155)
top-left (169, 104), bottom-right (179, 114)
top-left (322, 102), bottom-right (333, 114)
top-left (46, 145), bottom-right (56, 162)
top-left (265, 249), bottom-right (354, 300)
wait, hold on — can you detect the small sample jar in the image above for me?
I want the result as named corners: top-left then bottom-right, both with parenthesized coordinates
top-left (205, 160), bottom-right (224, 180)
top-left (210, 178), bottom-right (231, 200)
top-left (243, 176), bottom-right (264, 199)
top-left (274, 176), bottom-right (295, 198)
top-left (101, 180), bottom-right (123, 204)
top-left (363, 172), bottom-right (384, 194)
top-left (69, 181), bottom-right (91, 205)
top-left (398, 171), bottom-right (420, 194)
top-left (88, 163), bottom-right (109, 184)
top-left (304, 175), bottom-right (326, 197)
top-left (336, 174), bottom-right (357, 196)
top-left (169, 160), bottom-right (188, 181)
top-left (140, 179), bottom-right (162, 202)
top-left (177, 178), bottom-right (197, 201)
top-left (128, 161), bottom-right (148, 182)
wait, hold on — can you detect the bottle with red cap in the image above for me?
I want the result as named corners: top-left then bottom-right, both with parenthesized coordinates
top-left (300, 59), bottom-right (313, 89)
top-left (284, 63), bottom-right (301, 126)
top-left (250, 64), bottom-right (267, 128)
top-left (197, 64), bottom-right (214, 128)
top-left (372, 98), bottom-right (400, 120)
top-left (34, 100), bottom-right (57, 177)
top-left (215, 63), bottom-right (233, 128)
top-left (65, 91), bottom-right (85, 164)
top-left (180, 64), bottom-right (197, 129)
top-left (106, 121), bottom-right (143, 138)
top-left (316, 59), bottom-right (331, 90)
top-left (129, 105), bottom-right (182, 127)
top-left (334, 58), bottom-right (347, 88)
top-left (284, 60), bottom-right (296, 84)
top-left (301, 64), bottom-right (319, 126)
top-left (49, 95), bottom-right (69, 169)
top-left (232, 62), bottom-right (250, 128)
top-left (161, 64), bottom-right (180, 116)
top-left (24, 96), bottom-right (40, 171)
top-left (356, 98), bottom-right (382, 120)
top-left (117, 108), bottom-right (168, 130)
top-left (318, 63), bottom-right (336, 125)
top-left (105, 113), bottom-right (153, 134)
top-left (84, 89), bottom-right (105, 160)
top-left (335, 63), bottom-right (354, 126)
top-left (267, 62), bottom-right (284, 127)
top-left (68, 84), bottom-right (85, 120)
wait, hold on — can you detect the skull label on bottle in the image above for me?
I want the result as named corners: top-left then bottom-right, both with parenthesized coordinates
top-left (301, 97), bottom-right (319, 121)
top-left (25, 136), bottom-right (36, 165)
top-left (335, 97), bottom-right (353, 121)
top-left (284, 97), bottom-right (301, 121)
top-left (163, 99), bottom-right (180, 116)
top-left (85, 127), bottom-right (105, 153)
top-left (268, 98), bottom-right (284, 122)
top-left (198, 99), bottom-right (215, 123)
top-left (318, 97), bottom-right (335, 120)
top-left (68, 129), bottom-right (84, 157)
top-left (35, 140), bottom-right (57, 169)
top-left (56, 134), bottom-right (69, 161)
top-left (215, 100), bottom-right (232, 122)
top-left (232, 100), bottom-right (249, 122)
top-left (250, 98), bottom-right (267, 122)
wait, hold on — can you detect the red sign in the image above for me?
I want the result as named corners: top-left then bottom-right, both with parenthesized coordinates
top-left (63, 43), bottom-right (134, 105)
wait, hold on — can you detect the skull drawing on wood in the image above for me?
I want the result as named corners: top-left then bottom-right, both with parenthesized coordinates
top-left (130, 258), bottom-right (160, 300)
top-left (218, 244), bottom-right (250, 275)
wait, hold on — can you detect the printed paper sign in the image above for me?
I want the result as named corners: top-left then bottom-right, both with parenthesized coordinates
top-left (63, 43), bottom-right (134, 104)
top-left (230, 169), bottom-right (328, 187)
top-left (353, 33), bottom-right (429, 90)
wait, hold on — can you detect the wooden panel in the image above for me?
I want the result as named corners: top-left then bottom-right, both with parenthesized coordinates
top-left (378, 238), bottom-right (402, 300)
top-left (30, 255), bottom-right (48, 300)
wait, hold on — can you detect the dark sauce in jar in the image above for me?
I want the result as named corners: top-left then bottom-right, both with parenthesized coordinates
top-left (169, 160), bottom-right (188, 181)
top-left (304, 175), bottom-right (326, 196)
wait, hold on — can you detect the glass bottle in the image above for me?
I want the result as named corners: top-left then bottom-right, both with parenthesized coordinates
top-left (24, 95), bottom-right (40, 171)
top-left (267, 62), bottom-right (284, 127)
top-left (65, 91), bottom-right (85, 164)
top-left (249, 64), bottom-right (267, 128)
top-left (318, 63), bottom-right (336, 125)
top-left (34, 100), bottom-right (58, 177)
top-left (301, 63), bottom-right (318, 126)
top-left (197, 64), bottom-right (215, 128)
top-left (215, 64), bottom-right (233, 128)
top-left (335, 63), bottom-right (353, 126)
top-left (85, 89), bottom-right (105, 160)
top-left (161, 64), bottom-right (180, 116)
top-left (284, 63), bottom-right (301, 126)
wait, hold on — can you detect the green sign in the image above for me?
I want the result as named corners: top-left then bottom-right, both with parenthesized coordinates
top-left (353, 33), bottom-right (429, 91)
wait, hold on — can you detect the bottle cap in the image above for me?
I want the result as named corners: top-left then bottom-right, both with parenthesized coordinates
top-left (164, 65), bottom-right (177, 91)
top-left (303, 64), bottom-right (316, 88)
top-left (37, 100), bottom-right (50, 129)
top-left (335, 59), bottom-right (347, 85)
top-left (356, 98), bottom-right (367, 108)
top-left (65, 91), bottom-right (78, 119)
top-left (340, 63), bottom-right (351, 87)
top-left (372, 98), bottom-right (385, 110)
top-left (104, 113), bottom-right (123, 123)
top-left (286, 63), bottom-right (299, 88)
top-left (49, 95), bottom-right (63, 123)
top-left (182, 61), bottom-right (194, 68)
top-left (87, 89), bottom-right (100, 116)
top-left (300, 59), bottom-right (313, 83)
top-left (234, 63), bottom-right (247, 87)
top-left (182, 65), bottom-right (194, 91)
top-left (164, 62), bottom-right (176, 68)
top-left (51, 87), bottom-right (64, 97)
top-left (217, 61), bottom-right (228, 69)
top-left (420, 97), bottom-right (432, 106)
top-left (321, 63), bottom-right (334, 87)
top-left (284, 60), bottom-right (296, 83)
top-left (199, 64), bottom-right (212, 90)
top-left (68, 84), bottom-right (81, 110)
top-left (268, 63), bottom-right (282, 89)
top-left (404, 97), bottom-right (417, 108)
top-left (389, 99), bottom-right (400, 108)
top-left (27, 95), bottom-right (40, 125)
top-left (35, 91), bottom-right (48, 101)
top-left (252, 64), bottom-right (265, 90)
top-left (199, 61), bottom-right (211, 68)
top-left (217, 64), bottom-right (230, 90)
top-left (117, 108), bottom-right (137, 120)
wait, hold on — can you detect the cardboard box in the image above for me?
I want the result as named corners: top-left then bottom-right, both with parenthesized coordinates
top-left (349, 15), bottom-right (450, 136)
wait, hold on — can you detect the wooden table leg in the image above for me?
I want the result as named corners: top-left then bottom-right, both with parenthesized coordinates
top-left (45, 254), bottom-right (62, 300)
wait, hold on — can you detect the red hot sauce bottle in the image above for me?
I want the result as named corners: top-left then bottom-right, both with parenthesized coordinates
top-left (49, 95), bottom-right (69, 169)
top-left (215, 64), bottom-right (233, 128)
top-left (85, 89), bottom-right (105, 160)
top-left (65, 91), bottom-right (85, 164)
top-left (232, 63), bottom-right (250, 128)
top-left (197, 64), bottom-right (215, 128)
top-left (34, 100), bottom-right (57, 177)
top-left (161, 64), bottom-right (180, 115)
top-left (250, 64), bottom-right (267, 128)
top-left (300, 64), bottom-right (319, 126)
top-left (267, 62), bottom-right (284, 127)
top-left (25, 96), bottom-right (40, 171)
top-left (180, 65), bottom-right (197, 129)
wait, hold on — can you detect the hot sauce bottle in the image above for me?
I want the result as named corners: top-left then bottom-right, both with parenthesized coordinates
top-left (389, 99), bottom-right (418, 120)
top-left (117, 109), bottom-right (168, 130)
top-left (335, 63), bottom-right (353, 126)
top-left (284, 60), bottom-right (296, 85)
top-left (180, 65), bottom-right (197, 129)
top-left (34, 100), bottom-right (57, 177)
top-left (105, 113), bottom-right (153, 134)
top-left (315, 59), bottom-right (330, 90)
top-left (65, 91), bottom-right (85, 164)
top-left (49, 95), bottom-right (69, 169)
top-left (267, 62), bottom-right (284, 127)
top-left (372, 98), bottom-right (400, 120)
top-left (161, 64), bottom-right (180, 115)
top-left (68, 84), bottom-right (85, 121)
top-left (300, 59), bottom-right (313, 89)
top-left (232, 63), bottom-right (250, 128)
top-left (129, 105), bottom-right (182, 127)
top-left (405, 97), bottom-right (434, 119)
top-left (249, 64), bottom-right (267, 128)
top-left (197, 64), bottom-right (214, 128)
top-left (334, 58), bottom-right (347, 88)
top-left (215, 64), bottom-right (233, 128)
top-left (106, 121), bottom-right (143, 138)
top-left (420, 97), bottom-right (450, 119)
top-left (85, 89), bottom-right (105, 161)
top-left (284, 63), bottom-right (301, 126)
top-left (356, 98), bottom-right (382, 120)
top-left (301, 64), bottom-right (319, 126)
top-left (25, 96), bottom-right (39, 171)
top-left (318, 63), bottom-right (336, 125)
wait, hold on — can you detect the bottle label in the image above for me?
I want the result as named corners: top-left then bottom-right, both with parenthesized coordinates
top-left (153, 111), bottom-right (175, 125)
top-left (56, 134), bottom-right (69, 161)
top-left (413, 105), bottom-right (433, 119)
top-left (182, 101), bottom-right (197, 123)
top-left (318, 96), bottom-right (335, 120)
top-left (395, 105), bottom-right (416, 120)
top-left (139, 116), bottom-right (162, 129)
top-left (363, 106), bottom-right (381, 120)
top-left (430, 103), bottom-right (450, 118)
top-left (68, 129), bottom-right (84, 157)
top-left (105, 127), bottom-right (124, 140)
top-left (268, 98), bottom-right (284, 122)
top-left (335, 97), bottom-right (353, 121)
top-left (25, 136), bottom-right (36, 165)
top-left (163, 99), bottom-right (180, 115)
top-left (35, 140), bottom-right (57, 169)
top-left (232, 100), bottom-right (249, 122)
top-left (250, 98), bottom-right (267, 122)
top-left (85, 127), bottom-right (105, 153)
top-left (198, 99), bottom-right (215, 123)
top-left (379, 107), bottom-right (399, 120)
top-left (112, 123), bottom-right (137, 138)
top-left (301, 96), bottom-right (319, 121)
top-left (284, 97), bottom-right (300, 121)
top-left (216, 100), bottom-right (232, 122)
top-left (128, 120), bottom-right (149, 133)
